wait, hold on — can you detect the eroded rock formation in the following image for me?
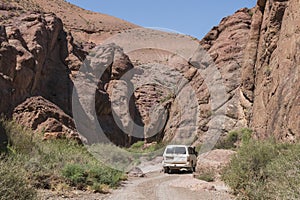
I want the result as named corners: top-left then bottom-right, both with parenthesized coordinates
top-left (246, 0), bottom-right (300, 141)
top-left (0, 5), bottom-right (81, 138)
top-left (0, 10), bottom-right (75, 115)
top-left (13, 96), bottom-right (80, 141)
top-left (0, 0), bottom-right (299, 145)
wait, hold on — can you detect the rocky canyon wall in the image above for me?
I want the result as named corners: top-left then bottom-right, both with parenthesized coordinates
top-left (242, 0), bottom-right (299, 141)
top-left (0, 0), bottom-right (299, 145)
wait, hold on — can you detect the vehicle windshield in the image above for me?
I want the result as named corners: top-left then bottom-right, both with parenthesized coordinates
top-left (166, 147), bottom-right (186, 154)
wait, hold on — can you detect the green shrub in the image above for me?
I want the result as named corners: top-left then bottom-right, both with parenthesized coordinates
top-left (215, 128), bottom-right (252, 149)
top-left (196, 170), bottom-right (215, 182)
top-left (215, 131), bottom-right (238, 149)
top-left (240, 128), bottom-right (252, 144)
top-left (222, 139), bottom-right (279, 197)
top-left (88, 166), bottom-right (123, 187)
top-left (222, 139), bottom-right (300, 199)
top-left (129, 141), bottom-right (145, 150)
top-left (127, 141), bottom-right (166, 153)
top-left (0, 119), bottom-right (125, 193)
top-left (1, 119), bottom-right (36, 155)
top-left (143, 143), bottom-right (166, 154)
top-left (42, 140), bottom-right (124, 190)
top-left (0, 156), bottom-right (37, 200)
top-left (62, 164), bottom-right (87, 186)
top-left (263, 144), bottom-right (300, 199)
top-left (89, 143), bottom-right (136, 171)
top-left (62, 163), bottom-right (123, 190)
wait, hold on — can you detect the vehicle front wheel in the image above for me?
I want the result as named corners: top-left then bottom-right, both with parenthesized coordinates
top-left (163, 167), bottom-right (169, 174)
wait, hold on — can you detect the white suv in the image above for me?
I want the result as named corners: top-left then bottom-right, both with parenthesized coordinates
top-left (162, 145), bottom-right (198, 173)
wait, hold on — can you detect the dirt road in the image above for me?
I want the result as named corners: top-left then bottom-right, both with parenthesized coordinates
top-left (38, 171), bottom-right (232, 200)
top-left (106, 171), bottom-right (232, 200)
top-left (38, 154), bottom-right (233, 200)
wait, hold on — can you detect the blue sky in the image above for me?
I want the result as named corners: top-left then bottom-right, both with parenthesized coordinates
top-left (66, 0), bottom-right (256, 39)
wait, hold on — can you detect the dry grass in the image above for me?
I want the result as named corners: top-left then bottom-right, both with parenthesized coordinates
top-left (0, 119), bottom-right (124, 196)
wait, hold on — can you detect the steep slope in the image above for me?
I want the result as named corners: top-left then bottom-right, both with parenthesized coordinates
top-left (0, 1), bottom-right (253, 145)
top-left (198, 8), bottom-right (253, 141)
top-left (0, 0), bottom-right (137, 140)
top-left (0, 9), bottom-right (72, 115)
top-left (242, 0), bottom-right (300, 141)
top-left (0, 0), bottom-right (298, 146)
top-left (201, 0), bottom-right (299, 142)
top-left (31, 0), bottom-right (138, 45)
top-left (0, 4), bottom-right (83, 139)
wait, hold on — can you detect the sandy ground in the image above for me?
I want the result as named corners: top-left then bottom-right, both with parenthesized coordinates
top-left (106, 171), bottom-right (232, 200)
top-left (38, 172), bottom-right (232, 200)
top-left (38, 157), bottom-right (233, 200)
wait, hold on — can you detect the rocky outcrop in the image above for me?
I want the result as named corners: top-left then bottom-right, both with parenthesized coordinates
top-left (200, 0), bottom-right (300, 142)
top-left (196, 149), bottom-right (236, 179)
top-left (0, 5), bottom-right (85, 139)
top-left (1, 2), bottom-right (254, 146)
top-left (198, 9), bottom-right (253, 140)
top-left (0, 0), bottom-right (299, 147)
top-left (13, 96), bottom-right (81, 141)
top-left (0, 10), bottom-right (78, 115)
top-left (76, 9), bottom-right (254, 146)
top-left (247, 0), bottom-right (300, 141)
top-left (0, 1), bottom-right (138, 144)
top-left (73, 43), bottom-right (140, 146)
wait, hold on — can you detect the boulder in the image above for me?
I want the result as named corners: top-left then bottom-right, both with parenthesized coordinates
top-left (13, 96), bottom-right (81, 142)
top-left (196, 149), bottom-right (236, 179)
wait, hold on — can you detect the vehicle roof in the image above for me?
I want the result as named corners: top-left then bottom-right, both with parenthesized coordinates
top-left (165, 145), bottom-right (191, 148)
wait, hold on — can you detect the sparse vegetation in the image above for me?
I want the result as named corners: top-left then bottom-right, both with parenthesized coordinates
top-left (264, 66), bottom-right (272, 76)
top-left (196, 170), bottom-right (215, 182)
top-left (0, 156), bottom-right (37, 200)
top-left (214, 128), bottom-right (252, 150)
top-left (248, 9), bottom-right (254, 17)
top-left (62, 164), bottom-right (87, 188)
top-left (222, 138), bottom-right (300, 199)
top-left (127, 141), bottom-right (166, 153)
top-left (129, 141), bottom-right (145, 150)
top-left (160, 93), bottom-right (175, 104)
top-left (195, 144), bottom-right (202, 154)
top-left (0, 119), bottom-right (124, 196)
